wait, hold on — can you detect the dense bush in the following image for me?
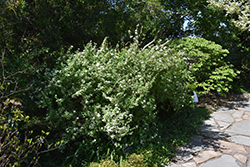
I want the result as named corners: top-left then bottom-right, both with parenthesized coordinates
top-left (39, 35), bottom-right (193, 165)
top-left (240, 45), bottom-right (250, 88)
top-left (0, 52), bottom-right (62, 167)
top-left (0, 107), bottom-right (40, 167)
top-left (169, 37), bottom-right (239, 95)
top-left (0, 103), bottom-right (63, 167)
top-left (89, 152), bottom-right (157, 167)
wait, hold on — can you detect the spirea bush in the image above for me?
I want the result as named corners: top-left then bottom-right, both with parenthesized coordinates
top-left (39, 35), bottom-right (193, 165)
top-left (169, 37), bottom-right (239, 95)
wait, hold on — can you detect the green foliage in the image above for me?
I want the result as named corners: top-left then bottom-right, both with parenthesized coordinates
top-left (1, 0), bottom-right (248, 166)
top-left (187, 2), bottom-right (250, 91)
top-left (0, 49), bottom-right (62, 166)
top-left (39, 34), bottom-right (193, 165)
top-left (89, 159), bottom-right (118, 167)
top-left (169, 37), bottom-right (239, 95)
top-left (208, 0), bottom-right (250, 32)
top-left (0, 107), bottom-right (39, 166)
top-left (88, 107), bottom-right (209, 167)
top-left (0, 105), bottom-right (62, 166)
top-left (0, 0), bottom-right (166, 55)
top-left (89, 152), bottom-right (158, 167)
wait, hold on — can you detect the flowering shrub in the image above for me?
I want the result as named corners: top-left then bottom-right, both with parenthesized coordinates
top-left (39, 35), bottom-right (193, 165)
top-left (169, 37), bottom-right (239, 95)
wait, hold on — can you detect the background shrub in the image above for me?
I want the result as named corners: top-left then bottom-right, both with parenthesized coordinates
top-left (0, 104), bottom-right (63, 167)
top-left (89, 152), bottom-right (158, 167)
top-left (39, 35), bottom-right (193, 165)
top-left (0, 52), bottom-right (62, 167)
top-left (169, 37), bottom-right (239, 95)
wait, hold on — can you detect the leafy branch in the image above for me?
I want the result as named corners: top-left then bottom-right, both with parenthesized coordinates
top-left (0, 50), bottom-right (34, 101)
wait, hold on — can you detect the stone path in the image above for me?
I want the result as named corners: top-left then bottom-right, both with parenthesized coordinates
top-left (166, 94), bottom-right (250, 167)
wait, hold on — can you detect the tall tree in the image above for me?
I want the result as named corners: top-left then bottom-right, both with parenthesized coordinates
top-left (207, 0), bottom-right (250, 32)
top-left (188, 0), bottom-right (250, 87)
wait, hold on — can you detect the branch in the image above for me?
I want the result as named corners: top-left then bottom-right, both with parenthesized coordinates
top-left (0, 82), bottom-right (34, 100)
top-left (5, 67), bottom-right (30, 80)
top-left (142, 12), bottom-right (190, 50)
top-left (1, 50), bottom-right (5, 80)
top-left (0, 50), bottom-right (34, 100)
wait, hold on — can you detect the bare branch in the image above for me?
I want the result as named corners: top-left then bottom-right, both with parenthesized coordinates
top-left (1, 50), bottom-right (5, 80)
top-left (142, 13), bottom-right (189, 50)
top-left (0, 82), bottom-right (34, 100)
top-left (0, 50), bottom-right (34, 101)
top-left (5, 67), bottom-right (30, 80)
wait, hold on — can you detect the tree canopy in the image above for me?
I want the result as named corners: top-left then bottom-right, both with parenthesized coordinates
top-left (208, 0), bottom-right (250, 32)
top-left (1, 0), bottom-right (250, 166)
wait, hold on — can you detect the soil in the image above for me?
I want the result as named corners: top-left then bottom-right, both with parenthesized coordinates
top-left (197, 92), bottom-right (250, 112)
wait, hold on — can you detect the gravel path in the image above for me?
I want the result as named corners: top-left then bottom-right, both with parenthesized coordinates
top-left (167, 94), bottom-right (250, 167)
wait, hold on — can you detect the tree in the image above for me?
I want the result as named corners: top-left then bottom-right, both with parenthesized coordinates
top-left (207, 0), bottom-right (250, 32)
top-left (186, 0), bottom-right (250, 89)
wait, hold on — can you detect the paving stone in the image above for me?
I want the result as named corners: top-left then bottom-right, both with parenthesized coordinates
top-left (226, 101), bottom-right (250, 111)
top-left (174, 135), bottom-right (214, 163)
top-left (217, 107), bottom-right (237, 113)
top-left (243, 114), bottom-right (250, 120)
top-left (236, 103), bottom-right (250, 111)
top-left (232, 111), bottom-right (244, 118)
top-left (174, 151), bottom-right (194, 162)
top-left (201, 118), bottom-right (218, 128)
top-left (232, 94), bottom-right (250, 101)
top-left (248, 160), bottom-right (250, 167)
top-left (181, 135), bottom-right (211, 153)
top-left (233, 102), bottom-right (250, 111)
top-left (246, 111), bottom-right (250, 116)
top-left (181, 162), bottom-right (196, 167)
top-left (200, 129), bottom-right (226, 139)
top-left (229, 135), bottom-right (250, 146)
top-left (235, 118), bottom-right (243, 122)
top-left (175, 135), bottom-right (211, 162)
top-left (193, 150), bottom-right (222, 164)
top-left (203, 139), bottom-right (248, 154)
top-left (166, 162), bottom-right (182, 167)
top-left (199, 154), bottom-right (239, 167)
top-left (224, 132), bottom-right (237, 137)
top-left (211, 112), bottom-right (234, 123)
top-left (216, 121), bottom-right (232, 130)
top-left (233, 153), bottom-right (247, 164)
top-left (199, 118), bottom-right (226, 138)
top-left (225, 120), bottom-right (250, 136)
